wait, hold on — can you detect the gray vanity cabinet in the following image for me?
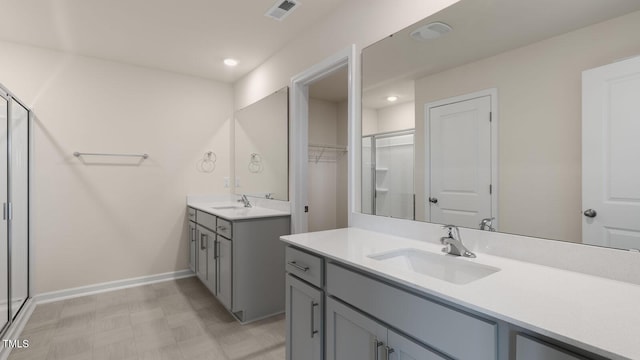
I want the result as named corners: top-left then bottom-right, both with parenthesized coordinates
top-left (286, 274), bottom-right (323, 360)
top-left (516, 334), bottom-right (587, 360)
top-left (326, 297), bottom-right (446, 360)
top-left (190, 207), bottom-right (290, 323)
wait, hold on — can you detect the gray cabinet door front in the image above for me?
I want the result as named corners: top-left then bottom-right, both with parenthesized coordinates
top-left (286, 275), bottom-right (323, 360)
top-left (206, 230), bottom-right (217, 293)
top-left (217, 235), bottom-right (232, 310)
top-left (326, 297), bottom-right (387, 360)
top-left (516, 335), bottom-right (587, 360)
top-left (387, 329), bottom-right (449, 360)
top-left (189, 222), bottom-right (197, 273)
top-left (196, 225), bottom-right (208, 284)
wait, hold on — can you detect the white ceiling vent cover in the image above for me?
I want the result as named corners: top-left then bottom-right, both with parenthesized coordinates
top-left (265, 0), bottom-right (300, 21)
top-left (410, 22), bottom-right (453, 41)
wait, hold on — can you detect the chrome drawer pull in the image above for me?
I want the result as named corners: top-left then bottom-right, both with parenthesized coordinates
top-left (373, 338), bottom-right (383, 360)
top-left (200, 233), bottom-right (207, 250)
top-left (287, 261), bottom-right (309, 272)
top-left (385, 346), bottom-right (395, 359)
top-left (310, 301), bottom-right (319, 338)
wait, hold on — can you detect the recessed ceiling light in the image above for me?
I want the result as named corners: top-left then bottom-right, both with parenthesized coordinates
top-left (386, 96), bottom-right (399, 102)
top-left (224, 58), bottom-right (238, 67)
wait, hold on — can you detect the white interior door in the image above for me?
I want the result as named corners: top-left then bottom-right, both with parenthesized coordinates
top-left (582, 56), bottom-right (640, 250)
top-left (427, 95), bottom-right (492, 228)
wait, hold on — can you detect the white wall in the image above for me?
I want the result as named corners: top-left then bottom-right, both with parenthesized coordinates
top-left (234, 0), bottom-right (459, 110)
top-left (363, 101), bottom-right (415, 136)
top-left (414, 10), bottom-right (640, 242)
top-left (376, 102), bottom-right (415, 133)
top-left (0, 40), bottom-right (233, 294)
top-left (308, 98), bottom-right (347, 231)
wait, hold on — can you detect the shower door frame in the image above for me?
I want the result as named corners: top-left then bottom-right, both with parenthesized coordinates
top-left (0, 83), bottom-right (31, 338)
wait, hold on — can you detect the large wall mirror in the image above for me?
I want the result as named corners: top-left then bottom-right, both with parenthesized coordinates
top-left (361, 0), bottom-right (640, 250)
top-left (234, 87), bottom-right (289, 201)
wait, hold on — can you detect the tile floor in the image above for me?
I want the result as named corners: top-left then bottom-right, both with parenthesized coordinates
top-left (8, 277), bottom-right (285, 360)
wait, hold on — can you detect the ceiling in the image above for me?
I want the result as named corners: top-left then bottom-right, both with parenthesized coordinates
top-left (0, 0), bottom-right (348, 83)
top-left (361, 0), bottom-right (640, 109)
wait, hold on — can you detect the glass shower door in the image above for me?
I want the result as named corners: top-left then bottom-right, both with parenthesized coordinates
top-left (0, 95), bottom-right (8, 331)
top-left (9, 99), bottom-right (28, 319)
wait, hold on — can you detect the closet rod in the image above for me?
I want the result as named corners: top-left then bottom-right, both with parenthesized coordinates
top-left (73, 151), bottom-right (149, 159)
top-left (308, 143), bottom-right (347, 151)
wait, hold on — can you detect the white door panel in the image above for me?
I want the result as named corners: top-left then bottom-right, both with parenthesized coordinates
top-left (582, 56), bottom-right (640, 249)
top-left (427, 95), bottom-right (493, 228)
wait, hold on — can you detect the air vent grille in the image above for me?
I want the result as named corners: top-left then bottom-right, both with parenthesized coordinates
top-left (265, 0), bottom-right (299, 21)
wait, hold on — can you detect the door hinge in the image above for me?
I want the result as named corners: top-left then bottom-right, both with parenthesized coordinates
top-left (489, 184), bottom-right (493, 194)
top-left (489, 112), bottom-right (492, 122)
top-left (304, 206), bottom-right (309, 213)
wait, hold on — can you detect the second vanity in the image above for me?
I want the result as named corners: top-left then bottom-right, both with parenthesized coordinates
top-left (188, 199), bottom-right (290, 323)
top-left (281, 228), bottom-right (640, 360)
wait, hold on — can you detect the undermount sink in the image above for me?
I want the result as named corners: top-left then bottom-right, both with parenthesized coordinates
top-left (368, 248), bottom-right (500, 285)
top-left (211, 205), bottom-right (242, 210)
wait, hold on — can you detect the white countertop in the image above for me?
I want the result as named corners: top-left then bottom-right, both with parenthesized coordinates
top-left (189, 201), bottom-right (290, 220)
top-left (281, 227), bottom-right (640, 360)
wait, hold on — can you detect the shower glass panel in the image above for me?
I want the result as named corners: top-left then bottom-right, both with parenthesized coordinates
top-left (362, 130), bottom-right (415, 220)
top-left (9, 99), bottom-right (28, 319)
top-left (362, 136), bottom-right (374, 214)
top-left (0, 96), bottom-right (8, 332)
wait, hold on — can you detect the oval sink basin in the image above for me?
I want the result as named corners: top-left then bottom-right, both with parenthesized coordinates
top-left (211, 205), bottom-right (241, 210)
top-left (368, 248), bottom-right (499, 285)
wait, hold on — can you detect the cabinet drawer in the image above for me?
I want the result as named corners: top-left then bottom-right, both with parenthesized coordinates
top-left (187, 207), bottom-right (197, 222)
top-left (326, 262), bottom-right (497, 360)
top-left (196, 210), bottom-right (216, 231)
top-left (516, 334), bottom-right (587, 360)
top-left (286, 247), bottom-right (323, 287)
top-left (216, 217), bottom-right (232, 239)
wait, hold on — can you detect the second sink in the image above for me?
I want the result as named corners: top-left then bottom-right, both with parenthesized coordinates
top-left (368, 248), bottom-right (499, 285)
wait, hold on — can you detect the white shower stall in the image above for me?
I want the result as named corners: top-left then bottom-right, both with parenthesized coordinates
top-left (362, 130), bottom-right (414, 220)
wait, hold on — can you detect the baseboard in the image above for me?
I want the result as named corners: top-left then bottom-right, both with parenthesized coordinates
top-left (0, 298), bottom-right (36, 360)
top-left (36, 269), bottom-right (195, 304)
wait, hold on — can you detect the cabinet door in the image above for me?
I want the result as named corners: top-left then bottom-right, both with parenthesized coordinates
top-left (286, 275), bottom-right (323, 360)
top-left (206, 230), bottom-right (217, 293)
top-left (189, 222), bottom-right (197, 272)
top-left (326, 297), bottom-right (387, 360)
top-left (387, 330), bottom-right (448, 360)
top-left (516, 335), bottom-right (586, 360)
top-left (196, 225), bottom-right (208, 284)
top-left (217, 235), bottom-right (232, 310)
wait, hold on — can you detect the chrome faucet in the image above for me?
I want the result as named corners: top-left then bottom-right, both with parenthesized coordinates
top-left (479, 217), bottom-right (495, 231)
top-left (441, 225), bottom-right (476, 258)
top-left (238, 194), bottom-right (252, 208)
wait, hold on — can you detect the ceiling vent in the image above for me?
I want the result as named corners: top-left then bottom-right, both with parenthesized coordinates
top-left (410, 22), bottom-right (453, 41)
top-left (265, 0), bottom-right (300, 21)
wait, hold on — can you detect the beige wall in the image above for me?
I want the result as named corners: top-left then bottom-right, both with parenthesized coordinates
top-left (363, 102), bottom-right (415, 136)
top-left (233, 0), bottom-right (459, 110)
top-left (308, 98), bottom-right (348, 231)
top-left (414, 10), bottom-right (640, 242)
top-left (0, 40), bottom-right (233, 294)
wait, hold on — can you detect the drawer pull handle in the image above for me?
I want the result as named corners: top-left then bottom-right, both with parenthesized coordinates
top-left (191, 228), bottom-right (196, 242)
top-left (373, 338), bottom-right (383, 360)
top-left (310, 301), bottom-right (319, 338)
top-left (287, 261), bottom-right (309, 272)
top-left (385, 346), bottom-right (395, 359)
top-left (200, 233), bottom-right (207, 250)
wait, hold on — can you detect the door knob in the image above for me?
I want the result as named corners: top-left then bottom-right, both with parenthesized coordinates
top-left (583, 209), bottom-right (597, 218)
top-left (428, 197), bottom-right (438, 204)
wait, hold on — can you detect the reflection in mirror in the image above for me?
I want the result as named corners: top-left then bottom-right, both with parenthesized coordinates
top-left (234, 87), bottom-right (288, 201)
top-left (361, 0), bottom-right (640, 250)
